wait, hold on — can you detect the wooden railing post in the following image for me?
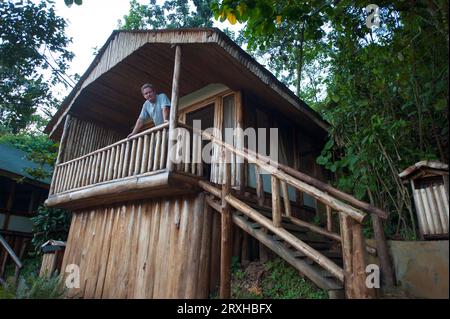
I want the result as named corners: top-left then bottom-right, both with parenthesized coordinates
top-left (271, 176), bottom-right (282, 227)
top-left (220, 149), bottom-right (232, 299)
top-left (326, 205), bottom-right (333, 232)
top-left (340, 213), bottom-right (376, 299)
top-left (255, 166), bottom-right (265, 206)
top-left (371, 215), bottom-right (395, 287)
top-left (167, 45), bottom-right (182, 172)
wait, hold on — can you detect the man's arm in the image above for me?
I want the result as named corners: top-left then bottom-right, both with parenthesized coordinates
top-left (128, 118), bottom-right (144, 138)
top-left (162, 106), bottom-right (170, 123)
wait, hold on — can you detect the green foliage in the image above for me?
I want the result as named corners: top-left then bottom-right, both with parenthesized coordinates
top-left (0, 0), bottom-right (73, 133)
top-left (121, 0), bottom-right (215, 30)
top-left (262, 259), bottom-right (327, 299)
top-left (0, 272), bottom-right (66, 299)
top-left (31, 205), bottom-right (72, 255)
top-left (0, 132), bottom-right (58, 181)
top-left (212, 1), bottom-right (448, 239)
top-left (231, 259), bottom-right (327, 299)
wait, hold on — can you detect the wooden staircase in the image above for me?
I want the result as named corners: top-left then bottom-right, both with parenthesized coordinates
top-left (194, 127), bottom-right (395, 299)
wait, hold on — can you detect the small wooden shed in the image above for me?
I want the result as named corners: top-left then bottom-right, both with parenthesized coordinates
top-left (39, 240), bottom-right (66, 278)
top-left (400, 161), bottom-right (449, 239)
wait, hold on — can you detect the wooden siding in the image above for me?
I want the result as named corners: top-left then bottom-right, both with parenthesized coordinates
top-left (61, 193), bottom-right (221, 299)
top-left (62, 116), bottom-right (122, 162)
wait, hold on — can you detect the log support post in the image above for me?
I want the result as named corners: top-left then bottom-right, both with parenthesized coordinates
top-left (371, 215), bottom-right (395, 287)
top-left (167, 45), bottom-right (182, 172)
top-left (340, 214), bottom-right (376, 299)
top-left (220, 149), bottom-right (232, 298)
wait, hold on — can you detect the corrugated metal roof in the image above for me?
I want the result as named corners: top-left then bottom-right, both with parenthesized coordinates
top-left (0, 143), bottom-right (52, 184)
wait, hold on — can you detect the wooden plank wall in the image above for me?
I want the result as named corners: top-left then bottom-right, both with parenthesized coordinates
top-left (61, 193), bottom-right (221, 299)
top-left (62, 116), bottom-right (123, 163)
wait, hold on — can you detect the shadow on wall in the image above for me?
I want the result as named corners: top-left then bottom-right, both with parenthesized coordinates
top-left (368, 240), bottom-right (449, 299)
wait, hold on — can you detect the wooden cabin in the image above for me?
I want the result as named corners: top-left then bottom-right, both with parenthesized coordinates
top-left (0, 143), bottom-right (51, 281)
top-left (44, 29), bottom-right (392, 299)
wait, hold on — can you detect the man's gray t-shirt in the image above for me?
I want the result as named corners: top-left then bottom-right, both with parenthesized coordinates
top-left (139, 93), bottom-right (170, 126)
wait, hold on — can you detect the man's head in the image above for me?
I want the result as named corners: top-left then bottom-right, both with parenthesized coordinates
top-left (141, 83), bottom-right (156, 103)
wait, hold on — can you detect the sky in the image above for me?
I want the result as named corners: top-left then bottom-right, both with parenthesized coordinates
top-left (52, 0), bottom-right (243, 98)
top-left (54, 0), bottom-right (138, 82)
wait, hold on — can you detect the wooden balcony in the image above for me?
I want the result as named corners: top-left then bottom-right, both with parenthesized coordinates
top-left (46, 123), bottom-right (203, 210)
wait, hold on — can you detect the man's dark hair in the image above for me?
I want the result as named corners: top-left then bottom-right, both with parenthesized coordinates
top-left (141, 83), bottom-right (154, 92)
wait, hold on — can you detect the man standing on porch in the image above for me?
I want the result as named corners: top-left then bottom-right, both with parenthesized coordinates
top-left (128, 83), bottom-right (170, 137)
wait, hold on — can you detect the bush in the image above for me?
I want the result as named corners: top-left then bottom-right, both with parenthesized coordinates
top-left (0, 273), bottom-right (66, 299)
top-left (30, 205), bottom-right (72, 255)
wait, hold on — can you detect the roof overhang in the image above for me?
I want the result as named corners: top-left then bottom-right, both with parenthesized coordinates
top-left (45, 28), bottom-right (329, 140)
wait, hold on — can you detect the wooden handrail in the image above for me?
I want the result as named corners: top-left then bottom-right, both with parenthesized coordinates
top-left (196, 128), bottom-right (367, 223)
top-left (198, 181), bottom-right (344, 282)
top-left (250, 150), bottom-right (388, 220)
top-left (0, 234), bottom-right (22, 269)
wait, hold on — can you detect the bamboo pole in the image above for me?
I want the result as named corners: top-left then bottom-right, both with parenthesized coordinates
top-left (220, 150), bottom-right (232, 299)
top-left (113, 145), bottom-right (120, 179)
top-left (141, 134), bottom-right (149, 174)
top-left (255, 165), bottom-right (265, 206)
top-left (280, 181), bottom-right (291, 217)
top-left (128, 139), bottom-right (137, 176)
top-left (117, 143), bottom-right (125, 178)
top-left (271, 176), bottom-right (282, 227)
top-left (104, 149), bottom-right (111, 182)
top-left (167, 45), bottom-right (182, 172)
top-left (183, 129), bottom-right (190, 173)
top-left (153, 130), bottom-right (161, 171)
top-left (135, 136), bottom-right (143, 175)
top-left (326, 205), bottom-right (333, 232)
top-left (108, 148), bottom-right (115, 180)
top-left (99, 151), bottom-right (106, 182)
top-left (160, 128), bottom-right (167, 170)
top-left (122, 141), bottom-right (130, 178)
top-left (147, 132), bottom-right (155, 172)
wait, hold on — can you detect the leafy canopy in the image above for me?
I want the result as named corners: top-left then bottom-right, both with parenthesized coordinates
top-left (0, 0), bottom-right (73, 133)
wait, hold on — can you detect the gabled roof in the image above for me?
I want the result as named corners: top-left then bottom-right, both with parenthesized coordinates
top-left (45, 28), bottom-right (329, 140)
top-left (0, 143), bottom-right (52, 185)
top-left (399, 160), bottom-right (448, 180)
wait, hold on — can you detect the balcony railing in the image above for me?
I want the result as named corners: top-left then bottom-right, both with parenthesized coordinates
top-left (49, 122), bottom-right (206, 196)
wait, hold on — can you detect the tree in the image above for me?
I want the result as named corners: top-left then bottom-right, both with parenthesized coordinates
top-left (213, 0), bottom-right (449, 239)
top-left (121, 0), bottom-right (215, 30)
top-left (0, 0), bottom-right (74, 133)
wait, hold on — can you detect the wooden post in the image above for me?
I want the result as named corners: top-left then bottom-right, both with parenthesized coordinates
top-left (339, 214), bottom-right (353, 298)
top-left (280, 181), bottom-right (291, 217)
top-left (167, 45), bottom-right (182, 171)
top-left (271, 176), bottom-right (281, 227)
top-left (220, 149), bottom-right (232, 299)
top-left (326, 205), bottom-right (333, 232)
top-left (255, 166), bottom-right (264, 206)
top-left (371, 215), bottom-right (395, 287)
top-left (352, 222), bottom-right (376, 298)
top-left (235, 91), bottom-right (245, 194)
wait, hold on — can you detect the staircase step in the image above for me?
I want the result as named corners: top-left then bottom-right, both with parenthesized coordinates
top-left (233, 214), bottom-right (343, 291)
